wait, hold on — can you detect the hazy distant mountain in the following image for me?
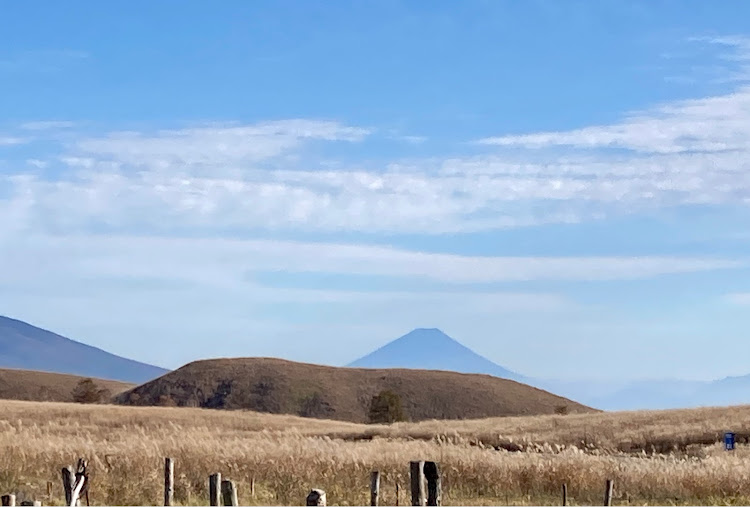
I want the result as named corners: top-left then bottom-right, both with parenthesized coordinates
top-left (532, 378), bottom-right (702, 411)
top-left (0, 315), bottom-right (168, 383)
top-left (349, 328), bottom-right (750, 411)
top-left (533, 376), bottom-right (750, 411)
top-left (348, 328), bottom-right (525, 382)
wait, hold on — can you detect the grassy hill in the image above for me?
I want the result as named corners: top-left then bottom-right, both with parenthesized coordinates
top-left (116, 357), bottom-right (592, 422)
top-left (0, 368), bottom-right (133, 403)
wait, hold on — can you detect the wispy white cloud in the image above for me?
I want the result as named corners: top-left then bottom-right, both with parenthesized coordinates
top-left (725, 293), bottom-right (750, 305)
top-left (20, 121), bottom-right (75, 131)
top-left (0, 234), bottom-right (740, 286)
top-left (477, 37), bottom-right (750, 153)
top-left (0, 137), bottom-right (28, 146)
top-left (3, 145), bottom-right (750, 234)
top-left (393, 135), bottom-right (428, 144)
top-left (75, 119), bottom-right (370, 167)
top-left (25, 159), bottom-right (48, 169)
top-left (689, 35), bottom-right (750, 82)
top-left (476, 86), bottom-right (750, 153)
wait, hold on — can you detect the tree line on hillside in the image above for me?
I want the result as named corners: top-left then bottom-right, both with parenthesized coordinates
top-left (70, 377), bottom-right (406, 424)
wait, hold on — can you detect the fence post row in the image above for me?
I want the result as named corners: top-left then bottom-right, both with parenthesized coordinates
top-left (28, 457), bottom-right (445, 507)
top-left (164, 458), bottom-right (174, 507)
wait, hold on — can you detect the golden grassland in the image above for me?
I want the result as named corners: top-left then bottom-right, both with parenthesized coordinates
top-left (3, 400), bottom-right (750, 505)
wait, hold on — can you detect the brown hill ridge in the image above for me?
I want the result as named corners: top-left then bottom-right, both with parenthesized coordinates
top-left (116, 357), bottom-right (594, 422)
top-left (0, 368), bottom-right (133, 403)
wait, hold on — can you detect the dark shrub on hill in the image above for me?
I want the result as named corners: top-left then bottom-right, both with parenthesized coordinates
top-left (299, 392), bottom-right (336, 419)
top-left (368, 389), bottom-right (405, 424)
top-left (71, 378), bottom-right (111, 404)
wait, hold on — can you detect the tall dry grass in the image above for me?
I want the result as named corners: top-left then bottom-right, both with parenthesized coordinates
top-left (2, 400), bottom-right (750, 505)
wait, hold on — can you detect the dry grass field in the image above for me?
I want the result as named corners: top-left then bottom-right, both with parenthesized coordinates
top-left (3, 400), bottom-right (750, 505)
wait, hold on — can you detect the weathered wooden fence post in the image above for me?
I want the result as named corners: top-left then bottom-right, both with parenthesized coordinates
top-left (70, 473), bottom-right (86, 507)
top-left (604, 479), bottom-right (614, 506)
top-left (61, 466), bottom-right (74, 506)
top-left (164, 458), bottom-right (174, 506)
top-left (69, 459), bottom-right (88, 507)
top-left (424, 462), bottom-right (441, 506)
top-left (306, 489), bottom-right (326, 506)
top-left (396, 483), bottom-right (400, 506)
top-left (221, 480), bottom-right (238, 506)
top-left (562, 483), bottom-right (568, 506)
top-left (370, 471), bottom-right (380, 506)
top-left (410, 461), bottom-right (426, 506)
top-left (1, 494), bottom-right (15, 506)
top-left (209, 474), bottom-right (221, 507)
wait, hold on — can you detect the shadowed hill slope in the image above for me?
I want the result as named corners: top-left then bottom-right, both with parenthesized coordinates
top-left (0, 368), bottom-right (133, 402)
top-left (116, 357), bottom-right (593, 422)
top-left (0, 315), bottom-right (168, 383)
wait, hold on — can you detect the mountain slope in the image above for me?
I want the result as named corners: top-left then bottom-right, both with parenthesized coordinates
top-left (0, 316), bottom-right (168, 383)
top-left (533, 376), bottom-right (750, 412)
top-left (117, 357), bottom-right (593, 422)
top-left (0, 367), bottom-right (133, 402)
top-left (348, 328), bottom-right (524, 381)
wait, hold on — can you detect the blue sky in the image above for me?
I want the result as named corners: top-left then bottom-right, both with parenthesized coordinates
top-left (1, 1), bottom-right (750, 381)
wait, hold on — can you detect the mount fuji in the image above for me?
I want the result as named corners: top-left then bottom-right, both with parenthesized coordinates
top-left (348, 328), bottom-right (525, 382)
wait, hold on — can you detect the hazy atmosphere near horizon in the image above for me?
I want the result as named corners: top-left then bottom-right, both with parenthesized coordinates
top-left (2, 1), bottom-right (750, 382)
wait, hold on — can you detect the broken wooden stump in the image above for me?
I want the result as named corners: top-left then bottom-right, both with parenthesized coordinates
top-left (306, 489), bottom-right (326, 506)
